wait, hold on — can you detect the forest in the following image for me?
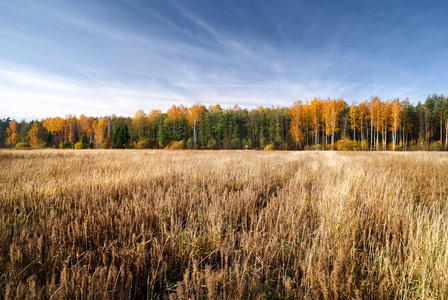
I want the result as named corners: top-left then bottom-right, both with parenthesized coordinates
top-left (2, 93), bottom-right (447, 151)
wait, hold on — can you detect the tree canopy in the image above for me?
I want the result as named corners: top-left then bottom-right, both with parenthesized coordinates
top-left (3, 95), bottom-right (448, 150)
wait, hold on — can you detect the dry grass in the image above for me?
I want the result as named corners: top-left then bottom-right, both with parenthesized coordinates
top-left (1, 149), bottom-right (448, 299)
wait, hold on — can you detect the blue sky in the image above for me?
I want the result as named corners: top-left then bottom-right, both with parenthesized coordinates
top-left (1, 0), bottom-right (447, 120)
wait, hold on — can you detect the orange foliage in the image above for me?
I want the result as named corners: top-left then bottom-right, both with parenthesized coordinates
top-left (186, 103), bottom-right (206, 128)
top-left (289, 100), bottom-right (305, 149)
top-left (211, 104), bottom-right (222, 112)
top-left (6, 120), bottom-right (18, 136)
top-left (167, 105), bottom-right (187, 120)
top-left (148, 109), bottom-right (161, 122)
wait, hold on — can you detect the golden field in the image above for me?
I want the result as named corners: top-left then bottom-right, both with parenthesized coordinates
top-left (1, 150), bottom-right (448, 299)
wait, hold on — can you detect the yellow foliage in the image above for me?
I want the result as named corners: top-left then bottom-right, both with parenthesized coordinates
top-left (165, 140), bottom-right (185, 150)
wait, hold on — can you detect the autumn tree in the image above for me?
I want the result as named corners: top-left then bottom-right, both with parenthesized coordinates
top-left (390, 99), bottom-right (401, 150)
top-left (6, 133), bottom-right (20, 147)
top-left (187, 103), bottom-right (206, 145)
top-left (323, 98), bottom-right (345, 149)
top-left (380, 100), bottom-right (391, 150)
top-left (302, 101), bottom-right (310, 147)
top-left (78, 115), bottom-right (95, 144)
top-left (358, 101), bottom-right (368, 149)
top-left (26, 121), bottom-right (47, 147)
top-left (349, 101), bottom-right (358, 141)
top-left (334, 99), bottom-right (345, 146)
top-left (289, 100), bottom-right (305, 149)
top-left (43, 117), bottom-right (67, 147)
top-left (66, 115), bottom-right (78, 144)
top-left (6, 120), bottom-right (20, 147)
top-left (94, 118), bottom-right (108, 148)
top-left (211, 104), bottom-right (222, 112)
top-left (131, 109), bottom-right (150, 142)
top-left (368, 97), bottom-right (383, 150)
top-left (309, 98), bottom-right (323, 145)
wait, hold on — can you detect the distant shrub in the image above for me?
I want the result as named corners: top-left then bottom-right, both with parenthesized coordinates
top-left (186, 138), bottom-right (194, 149)
top-left (59, 141), bottom-right (72, 149)
top-left (416, 137), bottom-right (428, 150)
top-left (264, 144), bottom-right (275, 151)
top-left (230, 138), bottom-right (241, 149)
top-left (305, 144), bottom-right (324, 151)
top-left (242, 139), bottom-right (252, 150)
top-left (388, 141), bottom-right (403, 151)
top-left (165, 140), bottom-right (185, 150)
top-left (335, 138), bottom-right (361, 151)
top-left (74, 142), bottom-right (88, 149)
top-left (136, 139), bottom-right (156, 149)
top-left (259, 137), bottom-right (267, 149)
top-left (430, 141), bottom-right (441, 151)
top-left (15, 142), bottom-right (31, 148)
top-left (101, 143), bottom-right (110, 149)
top-left (222, 135), bottom-right (232, 149)
top-left (207, 138), bottom-right (217, 149)
top-left (361, 140), bottom-right (369, 150)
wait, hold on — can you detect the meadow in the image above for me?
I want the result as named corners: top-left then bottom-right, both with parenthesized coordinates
top-left (1, 150), bottom-right (448, 299)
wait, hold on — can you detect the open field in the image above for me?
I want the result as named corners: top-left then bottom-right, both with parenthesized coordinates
top-left (1, 150), bottom-right (448, 299)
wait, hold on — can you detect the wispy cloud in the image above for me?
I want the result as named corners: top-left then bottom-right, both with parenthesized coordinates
top-left (0, 69), bottom-right (75, 91)
top-left (0, 59), bottom-right (419, 121)
top-left (1, 0), bottom-right (442, 120)
top-left (0, 64), bottom-right (190, 120)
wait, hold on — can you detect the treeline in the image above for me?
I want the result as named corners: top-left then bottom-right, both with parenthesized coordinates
top-left (2, 94), bottom-right (448, 150)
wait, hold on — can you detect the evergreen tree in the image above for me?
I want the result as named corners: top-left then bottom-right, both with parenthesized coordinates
top-left (0, 118), bottom-right (11, 148)
top-left (115, 123), bottom-right (129, 148)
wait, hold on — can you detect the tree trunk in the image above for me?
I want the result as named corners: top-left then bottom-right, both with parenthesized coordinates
top-left (331, 131), bottom-right (335, 150)
top-left (361, 119), bottom-right (364, 150)
top-left (402, 125), bottom-right (405, 150)
top-left (441, 117), bottom-right (443, 145)
top-left (376, 130), bottom-right (378, 151)
top-left (193, 121), bottom-right (197, 145)
top-left (445, 119), bottom-right (448, 150)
